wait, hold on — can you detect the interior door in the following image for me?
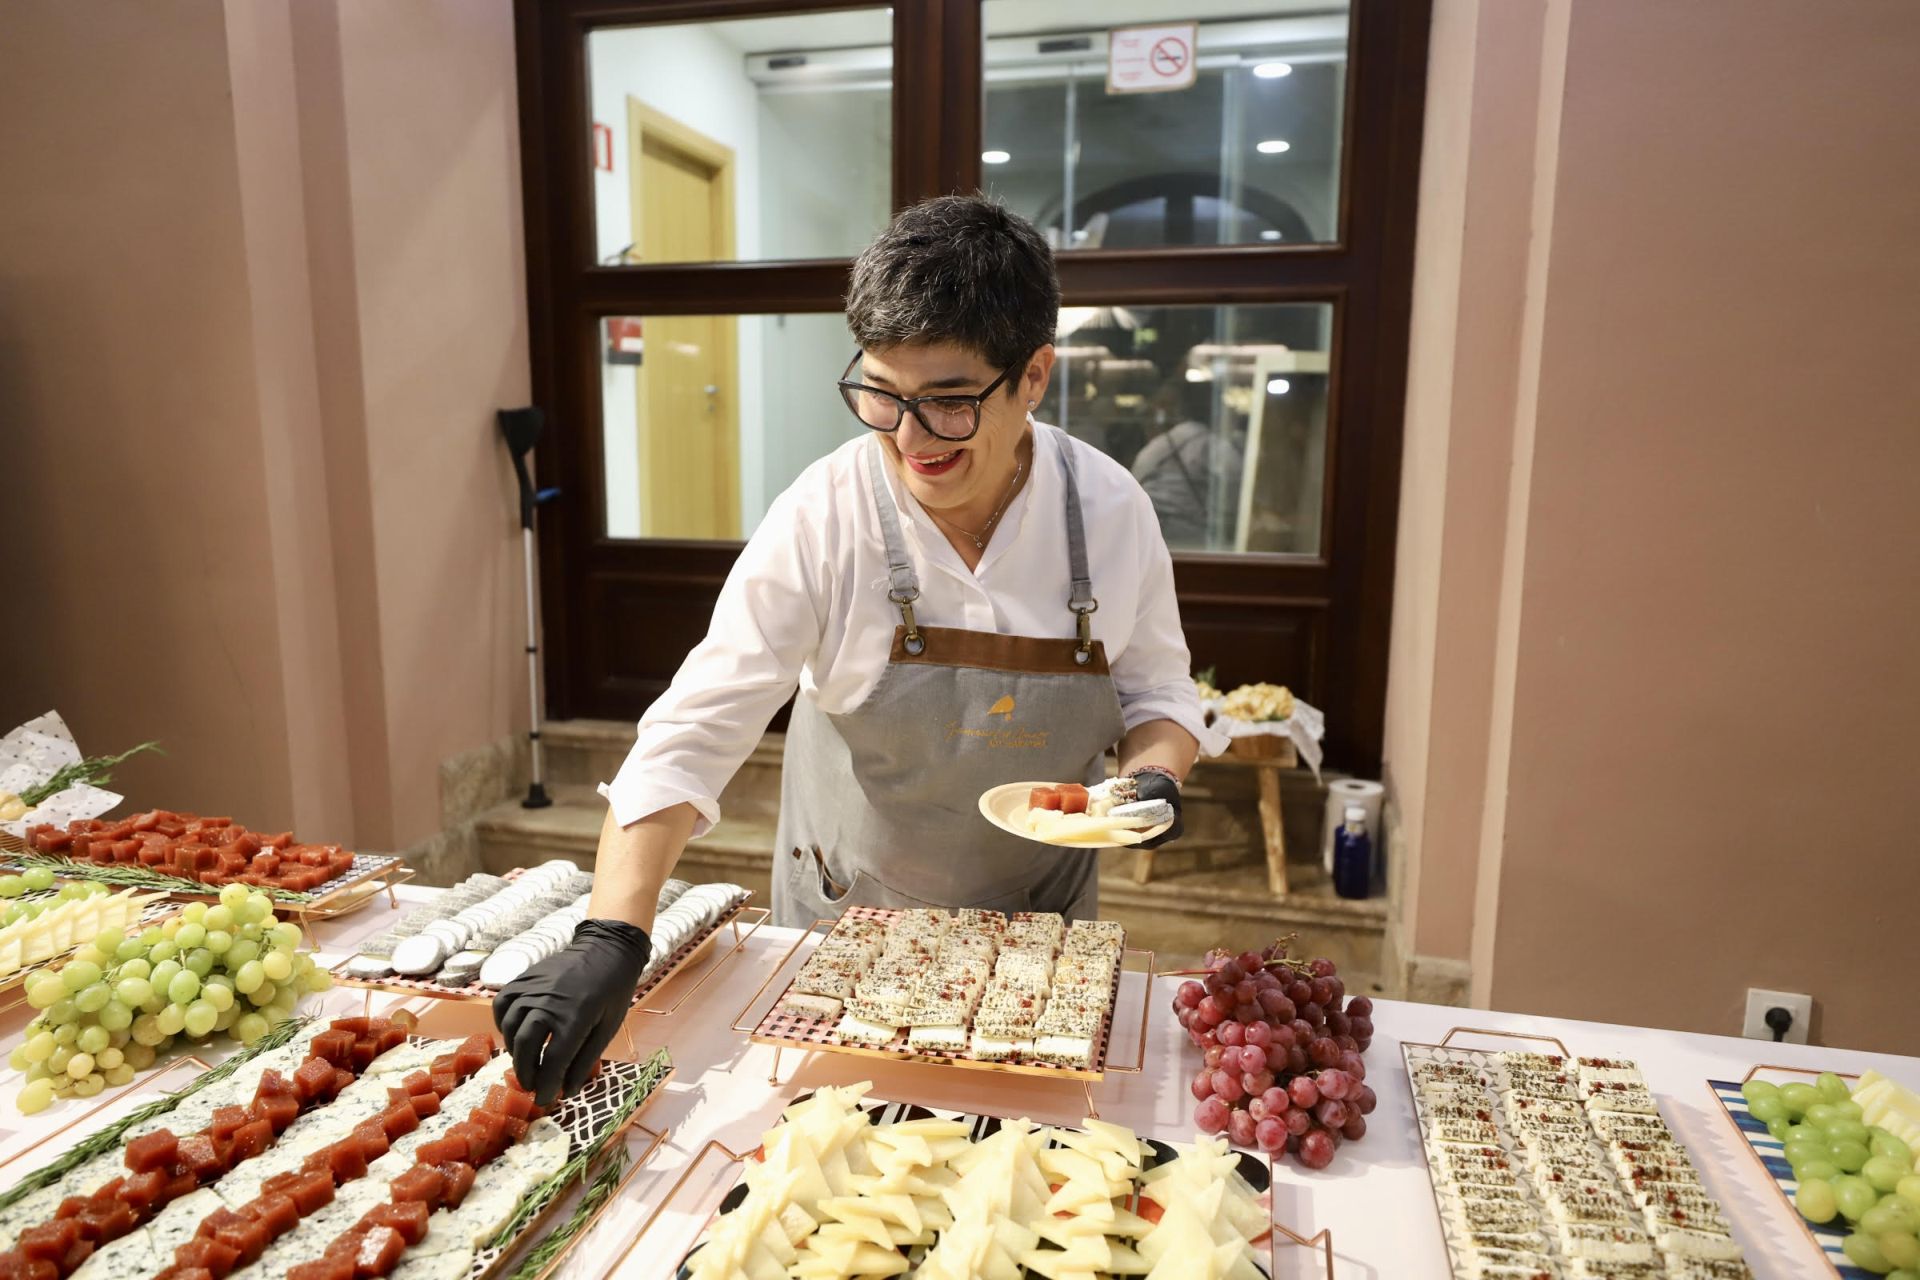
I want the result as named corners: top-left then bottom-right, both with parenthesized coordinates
top-left (630, 99), bottom-right (739, 539)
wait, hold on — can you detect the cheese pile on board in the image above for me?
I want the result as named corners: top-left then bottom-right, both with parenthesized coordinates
top-left (682, 1084), bottom-right (1270, 1280)
top-left (1415, 1051), bottom-right (1751, 1279)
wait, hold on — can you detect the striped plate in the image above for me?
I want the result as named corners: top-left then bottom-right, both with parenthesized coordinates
top-left (1708, 1078), bottom-right (1872, 1278)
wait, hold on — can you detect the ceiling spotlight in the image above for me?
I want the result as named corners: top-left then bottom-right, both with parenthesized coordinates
top-left (1260, 229), bottom-right (1283, 241)
top-left (1256, 139), bottom-right (1291, 155)
top-left (1253, 62), bottom-right (1293, 79)
top-left (1267, 378), bottom-right (1291, 395)
top-left (982, 149), bottom-right (1011, 164)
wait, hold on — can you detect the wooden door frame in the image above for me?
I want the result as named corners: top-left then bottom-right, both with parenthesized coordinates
top-left (514, 0), bottom-right (1431, 773)
top-left (625, 97), bottom-right (739, 538)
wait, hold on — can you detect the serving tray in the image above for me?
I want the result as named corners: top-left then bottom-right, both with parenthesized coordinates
top-left (1710, 1064), bottom-right (1871, 1279)
top-left (728, 908), bottom-right (1151, 1116)
top-left (1402, 1026), bottom-right (1752, 1280)
top-left (0, 834), bottom-right (413, 915)
top-left (611, 1092), bottom-right (1329, 1279)
top-left (332, 883), bottom-right (765, 1028)
top-left (0, 1019), bottom-right (673, 1280)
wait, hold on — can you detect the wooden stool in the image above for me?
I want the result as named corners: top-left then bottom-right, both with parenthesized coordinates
top-left (1133, 738), bottom-right (1301, 895)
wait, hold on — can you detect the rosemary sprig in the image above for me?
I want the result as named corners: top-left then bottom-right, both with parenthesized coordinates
top-left (7, 852), bottom-right (310, 903)
top-left (495, 1147), bottom-right (631, 1280)
top-left (20, 741), bottom-right (163, 807)
top-left (486, 1047), bottom-right (672, 1251)
top-left (0, 1014), bottom-right (313, 1215)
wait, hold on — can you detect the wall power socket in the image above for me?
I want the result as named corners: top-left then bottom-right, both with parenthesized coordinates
top-left (1743, 988), bottom-right (1812, 1044)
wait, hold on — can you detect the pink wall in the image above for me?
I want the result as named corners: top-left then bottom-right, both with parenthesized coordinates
top-left (334, 0), bottom-right (532, 848)
top-left (1392, 0), bottom-right (1920, 1053)
top-left (286, 0), bottom-right (532, 847)
top-left (1385, 0), bottom-right (1547, 966)
top-left (1487, 0), bottom-right (1920, 1052)
top-left (0, 0), bottom-right (528, 851)
top-left (0, 1), bottom-right (296, 822)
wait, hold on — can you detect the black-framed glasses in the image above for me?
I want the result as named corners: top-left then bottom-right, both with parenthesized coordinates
top-left (837, 352), bottom-right (1022, 443)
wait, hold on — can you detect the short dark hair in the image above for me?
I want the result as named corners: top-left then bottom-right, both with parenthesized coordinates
top-left (845, 195), bottom-right (1060, 384)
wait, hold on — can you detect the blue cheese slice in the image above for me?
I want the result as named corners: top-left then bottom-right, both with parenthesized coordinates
top-left (441, 1158), bottom-right (526, 1247)
top-left (384, 1055), bottom-right (510, 1166)
top-left (0, 1185), bottom-right (68, 1249)
top-left (70, 1227), bottom-right (160, 1280)
top-left (147, 1188), bottom-right (226, 1260)
top-left (363, 1041), bottom-right (446, 1080)
top-left (247, 1178), bottom-right (394, 1271)
top-left (58, 1150), bottom-right (139, 1200)
top-left (389, 1245), bottom-right (475, 1280)
top-left (510, 1117), bottom-right (570, 1182)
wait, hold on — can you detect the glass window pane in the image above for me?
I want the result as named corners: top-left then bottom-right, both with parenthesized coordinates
top-left (600, 313), bottom-right (856, 541)
top-left (983, 1), bottom-right (1349, 248)
top-left (600, 304), bottom-right (1331, 554)
top-left (1042, 303), bottom-right (1332, 555)
top-left (587, 11), bottom-right (892, 266)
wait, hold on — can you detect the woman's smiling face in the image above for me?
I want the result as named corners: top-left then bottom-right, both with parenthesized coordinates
top-left (860, 341), bottom-right (1054, 517)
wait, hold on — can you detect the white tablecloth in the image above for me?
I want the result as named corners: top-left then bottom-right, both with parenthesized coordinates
top-left (1, 885), bottom-right (1915, 1279)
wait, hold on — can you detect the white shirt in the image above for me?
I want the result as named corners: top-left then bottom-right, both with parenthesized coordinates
top-left (602, 424), bottom-right (1229, 835)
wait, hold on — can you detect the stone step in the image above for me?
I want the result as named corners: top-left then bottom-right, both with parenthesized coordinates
top-left (541, 720), bottom-right (1341, 871)
top-left (473, 786), bottom-right (1386, 985)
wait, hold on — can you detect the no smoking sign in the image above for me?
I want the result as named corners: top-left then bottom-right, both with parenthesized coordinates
top-left (1107, 22), bottom-right (1198, 95)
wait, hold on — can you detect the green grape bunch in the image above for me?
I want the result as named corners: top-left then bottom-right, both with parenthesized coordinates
top-left (8, 882), bottom-right (333, 1113)
top-left (1744, 1072), bottom-right (1920, 1277)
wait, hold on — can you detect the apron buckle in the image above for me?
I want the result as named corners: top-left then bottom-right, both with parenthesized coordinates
top-left (1072, 597), bottom-right (1099, 664)
top-left (892, 587), bottom-right (925, 655)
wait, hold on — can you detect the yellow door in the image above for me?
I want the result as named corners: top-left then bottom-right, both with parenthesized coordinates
top-left (629, 99), bottom-right (738, 539)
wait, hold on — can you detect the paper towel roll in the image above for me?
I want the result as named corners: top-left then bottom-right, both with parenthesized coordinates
top-left (1320, 778), bottom-right (1385, 873)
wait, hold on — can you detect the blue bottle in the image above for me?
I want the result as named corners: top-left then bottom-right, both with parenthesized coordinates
top-left (1333, 806), bottom-right (1371, 900)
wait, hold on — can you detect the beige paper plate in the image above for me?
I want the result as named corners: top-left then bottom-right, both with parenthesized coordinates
top-left (976, 781), bottom-right (1172, 849)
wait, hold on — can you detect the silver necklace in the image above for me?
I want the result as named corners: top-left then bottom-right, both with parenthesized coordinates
top-left (932, 458), bottom-right (1025, 550)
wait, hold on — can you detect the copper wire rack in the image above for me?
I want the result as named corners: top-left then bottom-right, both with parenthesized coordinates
top-left (1399, 1026), bottom-right (1580, 1280)
top-left (728, 908), bottom-right (1152, 1118)
top-left (1400, 1025), bottom-right (1767, 1280)
top-left (0, 1028), bottom-right (676, 1280)
top-left (1709, 1061), bottom-right (1868, 1279)
top-left (0, 828), bottom-right (414, 918)
top-left (467, 1062), bottom-right (676, 1280)
top-left (332, 886), bottom-right (767, 1033)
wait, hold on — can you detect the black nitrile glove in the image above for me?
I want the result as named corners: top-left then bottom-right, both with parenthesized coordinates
top-left (492, 918), bottom-right (650, 1106)
top-left (1132, 770), bottom-right (1184, 850)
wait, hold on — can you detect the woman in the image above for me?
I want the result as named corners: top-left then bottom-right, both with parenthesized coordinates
top-left (494, 195), bottom-right (1225, 1103)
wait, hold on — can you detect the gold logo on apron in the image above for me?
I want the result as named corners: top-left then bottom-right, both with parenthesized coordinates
top-left (946, 694), bottom-right (1049, 748)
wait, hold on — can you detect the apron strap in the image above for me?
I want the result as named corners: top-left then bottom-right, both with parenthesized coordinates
top-left (865, 430), bottom-right (1099, 664)
top-left (864, 438), bottom-right (926, 655)
top-left (1058, 436), bottom-right (1100, 665)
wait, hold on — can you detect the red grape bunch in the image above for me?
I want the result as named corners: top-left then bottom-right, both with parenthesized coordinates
top-left (1171, 938), bottom-right (1377, 1169)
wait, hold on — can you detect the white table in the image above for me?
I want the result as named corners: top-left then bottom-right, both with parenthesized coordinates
top-left (2, 886), bottom-right (1914, 1279)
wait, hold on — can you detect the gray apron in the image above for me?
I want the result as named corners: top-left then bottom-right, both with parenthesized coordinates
top-left (772, 436), bottom-right (1126, 927)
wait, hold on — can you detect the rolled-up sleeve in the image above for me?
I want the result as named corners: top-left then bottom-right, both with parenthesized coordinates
top-left (598, 487), bottom-right (824, 836)
top-left (1109, 495), bottom-right (1231, 758)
